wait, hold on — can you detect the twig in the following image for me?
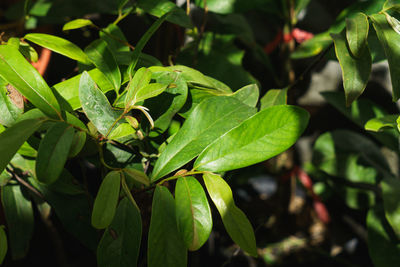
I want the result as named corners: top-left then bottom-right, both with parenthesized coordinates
top-left (6, 167), bottom-right (44, 199)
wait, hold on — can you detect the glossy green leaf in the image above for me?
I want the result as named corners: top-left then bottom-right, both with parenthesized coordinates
top-left (1, 185), bottom-right (34, 259)
top-left (175, 176), bottom-right (212, 251)
top-left (203, 172), bottom-right (257, 256)
top-left (135, 83), bottom-right (167, 103)
top-left (0, 225), bottom-right (7, 264)
top-left (194, 105), bottom-right (309, 172)
top-left (346, 12), bottom-right (369, 58)
top-left (85, 39), bottom-right (121, 91)
top-left (53, 68), bottom-right (114, 110)
top-left (371, 13), bottom-right (400, 101)
top-left (147, 71), bottom-right (188, 136)
top-left (365, 115), bottom-right (398, 132)
top-left (152, 96), bottom-right (256, 181)
top-left (24, 33), bottom-right (90, 64)
top-left (97, 197), bottom-right (142, 267)
top-left (381, 176), bottom-right (400, 238)
top-left (367, 205), bottom-right (400, 267)
top-left (108, 123), bottom-right (136, 140)
top-left (137, 0), bottom-right (192, 28)
top-left (0, 119), bottom-right (44, 174)
top-left (92, 171), bottom-right (121, 229)
top-left (260, 88), bottom-right (287, 109)
top-left (63, 19), bottom-right (93, 31)
top-left (0, 82), bottom-right (23, 127)
top-left (0, 45), bottom-right (61, 118)
top-left (79, 71), bottom-right (120, 136)
top-left (123, 167), bottom-right (149, 186)
top-left (331, 32), bottom-right (371, 106)
top-left (127, 12), bottom-right (170, 75)
top-left (125, 67), bottom-right (152, 108)
top-left (100, 24), bottom-right (130, 54)
top-left (148, 186), bottom-right (187, 267)
top-left (231, 84), bottom-right (259, 107)
top-left (36, 122), bottom-right (75, 184)
top-left (166, 65), bottom-right (216, 89)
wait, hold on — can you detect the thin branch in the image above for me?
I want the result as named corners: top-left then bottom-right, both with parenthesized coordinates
top-left (7, 167), bottom-right (44, 199)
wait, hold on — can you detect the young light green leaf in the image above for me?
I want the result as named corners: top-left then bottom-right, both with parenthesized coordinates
top-left (346, 12), bottom-right (369, 58)
top-left (203, 172), bottom-right (257, 256)
top-left (331, 32), bottom-right (371, 106)
top-left (91, 171), bottom-right (121, 229)
top-left (0, 119), bottom-right (44, 174)
top-left (0, 45), bottom-right (61, 118)
top-left (0, 83), bottom-right (23, 127)
top-left (134, 83), bottom-right (167, 104)
top-left (125, 67), bottom-right (152, 108)
top-left (385, 12), bottom-right (400, 35)
top-left (85, 39), bottom-right (121, 91)
top-left (381, 176), bottom-right (400, 238)
top-left (371, 13), bottom-right (400, 101)
top-left (365, 115), bottom-right (398, 132)
top-left (0, 225), bottom-right (7, 264)
top-left (79, 71), bottom-right (121, 136)
top-left (230, 84), bottom-right (259, 107)
top-left (166, 65), bottom-right (216, 89)
top-left (100, 24), bottom-right (130, 53)
top-left (194, 105), bottom-right (309, 172)
top-left (24, 33), bottom-right (90, 64)
top-left (63, 19), bottom-right (93, 31)
top-left (127, 12), bottom-right (171, 75)
top-left (97, 197), bottom-right (142, 267)
top-left (148, 186), bottom-right (187, 267)
top-left (367, 205), bottom-right (400, 267)
top-left (1, 185), bottom-right (34, 260)
top-left (36, 122), bottom-right (75, 184)
top-left (260, 88), bottom-right (288, 110)
top-left (151, 96), bottom-right (256, 181)
top-left (175, 176), bottom-right (212, 251)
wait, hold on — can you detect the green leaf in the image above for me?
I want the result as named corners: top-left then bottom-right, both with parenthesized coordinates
top-left (0, 82), bottom-right (23, 127)
top-left (331, 31), bottom-right (371, 106)
top-left (97, 197), bottom-right (142, 267)
top-left (231, 84), bottom-right (259, 107)
top-left (385, 11), bottom-right (400, 35)
top-left (30, 178), bottom-right (98, 250)
top-left (68, 130), bottom-right (86, 157)
top-left (291, 33), bottom-right (332, 59)
top-left (63, 19), bottom-right (93, 31)
top-left (367, 205), bottom-right (400, 267)
top-left (365, 115), bottom-right (398, 132)
top-left (100, 24), bottom-right (130, 54)
top-left (147, 71), bottom-right (188, 136)
top-left (134, 83), bottom-right (167, 104)
top-left (151, 96), bottom-right (256, 181)
top-left (194, 105), bottom-right (309, 172)
top-left (0, 45), bottom-right (61, 118)
top-left (47, 169), bottom-right (85, 195)
top-left (127, 12), bottom-right (170, 75)
top-left (0, 119), bottom-right (44, 174)
top-left (203, 172), bottom-right (257, 256)
top-left (260, 88), bottom-right (287, 109)
top-left (346, 12), bottom-right (369, 58)
top-left (79, 71), bottom-right (120, 136)
top-left (91, 171), bottom-right (121, 229)
top-left (123, 167), bottom-right (149, 186)
top-left (24, 33), bottom-right (90, 64)
top-left (108, 123), bottom-right (136, 140)
top-left (36, 122), bottom-right (75, 184)
top-left (148, 186), bottom-right (187, 267)
top-left (0, 225), bottom-right (7, 264)
top-left (322, 91), bottom-right (399, 150)
top-left (85, 39), bottom-right (121, 91)
top-left (175, 176), bottom-right (212, 251)
top-left (137, 0), bottom-right (192, 28)
top-left (125, 67), bottom-right (152, 108)
top-left (1, 185), bottom-right (34, 259)
top-left (381, 176), bottom-right (400, 238)
top-left (370, 13), bottom-right (400, 101)
top-left (53, 68), bottom-right (114, 110)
